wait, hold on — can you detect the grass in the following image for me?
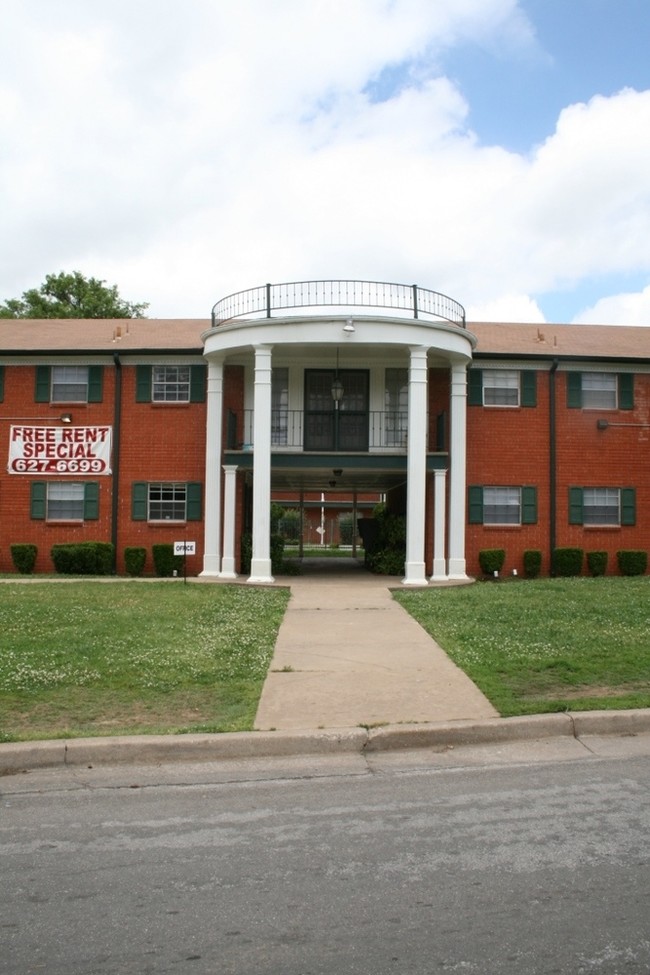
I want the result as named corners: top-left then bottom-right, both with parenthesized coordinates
top-left (0, 582), bottom-right (289, 743)
top-left (394, 577), bottom-right (650, 717)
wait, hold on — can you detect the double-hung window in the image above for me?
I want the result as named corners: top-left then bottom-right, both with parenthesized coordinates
top-left (30, 482), bottom-right (99, 521)
top-left (569, 487), bottom-right (635, 526)
top-left (132, 482), bottom-right (203, 522)
top-left (468, 369), bottom-right (536, 407)
top-left (567, 372), bottom-right (634, 410)
top-left (152, 365), bottom-right (191, 402)
top-left (469, 486), bottom-right (538, 525)
top-left (35, 365), bottom-right (103, 403)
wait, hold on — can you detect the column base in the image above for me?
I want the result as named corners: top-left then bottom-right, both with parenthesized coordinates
top-left (430, 558), bottom-right (448, 581)
top-left (447, 557), bottom-right (469, 580)
top-left (200, 555), bottom-right (221, 577)
top-left (248, 559), bottom-right (274, 584)
top-left (402, 562), bottom-right (428, 586)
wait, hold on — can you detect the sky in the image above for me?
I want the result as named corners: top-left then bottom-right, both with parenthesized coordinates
top-left (2, 0), bottom-right (650, 325)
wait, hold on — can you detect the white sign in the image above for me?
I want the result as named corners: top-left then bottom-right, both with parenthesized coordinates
top-left (174, 541), bottom-right (196, 555)
top-left (8, 425), bottom-right (112, 475)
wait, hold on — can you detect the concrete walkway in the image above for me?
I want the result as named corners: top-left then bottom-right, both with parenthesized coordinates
top-left (254, 558), bottom-right (498, 731)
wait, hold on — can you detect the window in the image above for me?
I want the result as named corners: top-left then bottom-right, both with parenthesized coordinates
top-left (35, 365), bottom-right (103, 403)
top-left (131, 482), bottom-right (202, 521)
top-left (152, 365), bottom-right (190, 402)
top-left (30, 482), bottom-right (99, 521)
top-left (469, 486), bottom-right (537, 525)
top-left (136, 364), bottom-right (206, 403)
top-left (566, 372), bottom-right (634, 410)
top-left (384, 368), bottom-right (408, 446)
top-left (468, 369), bottom-right (536, 407)
top-left (271, 367), bottom-right (289, 446)
top-left (569, 487), bottom-right (635, 526)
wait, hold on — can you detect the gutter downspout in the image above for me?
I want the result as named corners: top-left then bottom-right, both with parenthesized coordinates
top-left (112, 352), bottom-right (122, 573)
top-left (549, 358), bottom-right (559, 574)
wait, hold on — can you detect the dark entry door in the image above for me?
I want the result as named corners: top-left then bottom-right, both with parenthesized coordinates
top-left (304, 370), bottom-right (369, 451)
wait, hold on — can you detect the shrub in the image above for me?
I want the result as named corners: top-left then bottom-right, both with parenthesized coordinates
top-left (271, 533), bottom-right (285, 573)
top-left (478, 549), bottom-right (505, 576)
top-left (587, 550), bottom-right (608, 577)
top-left (365, 504), bottom-right (406, 575)
top-left (51, 542), bottom-right (114, 575)
top-left (279, 509), bottom-right (301, 542)
top-left (10, 543), bottom-right (37, 574)
top-left (240, 533), bottom-right (252, 574)
top-left (124, 546), bottom-right (147, 577)
top-left (152, 543), bottom-right (184, 577)
top-left (552, 547), bottom-right (584, 577)
top-left (523, 549), bottom-right (542, 579)
top-left (617, 550), bottom-right (648, 576)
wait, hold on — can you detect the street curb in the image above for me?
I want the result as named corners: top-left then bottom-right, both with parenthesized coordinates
top-left (2, 709), bottom-right (650, 773)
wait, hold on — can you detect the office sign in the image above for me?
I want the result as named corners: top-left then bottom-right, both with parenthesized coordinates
top-left (8, 425), bottom-right (112, 475)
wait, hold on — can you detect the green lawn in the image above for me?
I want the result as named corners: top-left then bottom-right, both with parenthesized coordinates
top-left (394, 577), bottom-right (650, 716)
top-left (0, 582), bottom-right (289, 742)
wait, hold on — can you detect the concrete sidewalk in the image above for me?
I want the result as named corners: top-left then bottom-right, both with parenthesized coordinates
top-left (254, 558), bottom-right (498, 731)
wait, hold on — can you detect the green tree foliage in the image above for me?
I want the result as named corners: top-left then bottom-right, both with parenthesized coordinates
top-left (0, 271), bottom-right (148, 319)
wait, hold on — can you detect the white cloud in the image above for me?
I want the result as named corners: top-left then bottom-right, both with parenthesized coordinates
top-left (1, 1), bottom-right (649, 323)
top-left (572, 285), bottom-right (650, 326)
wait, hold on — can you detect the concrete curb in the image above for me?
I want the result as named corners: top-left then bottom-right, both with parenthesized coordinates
top-left (2, 709), bottom-right (650, 773)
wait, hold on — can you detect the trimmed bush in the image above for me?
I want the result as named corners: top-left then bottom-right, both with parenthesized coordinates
top-left (10, 543), bottom-right (38, 574)
top-left (478, 549), bottom-right (505, 576)
top-left (124, 546), bottom-right (147, 577)
top-left (617, 549), bottom-right (648, 576)
top-left (365, 504), bottom-right (406, 575)
top-left (152, 543), bottom-right (184, 577)
top-left (51, 542), bottom-right (114, 575)
top-left (552, 547), bottom-right (584, 577)
top-left (271, 533), bottom-right (285, 573)
top-left (523, 549), bottom-right (542, 579)
top-left (587, 550), bottom-right (608, 577)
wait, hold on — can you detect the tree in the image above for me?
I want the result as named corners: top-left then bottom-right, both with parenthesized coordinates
top-left (0, 271), bottom-right (148, 319)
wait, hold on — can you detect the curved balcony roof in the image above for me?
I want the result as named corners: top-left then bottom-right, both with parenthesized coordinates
top-left (211, 279), bottom-right (466, 329)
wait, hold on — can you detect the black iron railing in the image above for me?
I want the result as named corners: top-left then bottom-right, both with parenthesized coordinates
top-left (227, 410), bottom-right (410, 452)
top-left (212, 279), bottom-right (465, 328)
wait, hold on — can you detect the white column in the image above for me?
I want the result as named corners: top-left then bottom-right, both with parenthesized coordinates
top-left (431, 468), bottom-right (448, 581)
top-left (200, 358), bottom-right (223, 577)
top-left (403, 346), bottom-right (429, 585)
top-left (249, 345), bottom-right (274, 583)
top-left (220, 464), bottom-right (238, 578)
top-left (448, 361), bottom-right (469, 579)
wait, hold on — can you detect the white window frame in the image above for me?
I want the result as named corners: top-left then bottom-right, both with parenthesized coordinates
top-left (152, 365), bottom-right (191, 403)
top-left (581, 373), bottom-right (617, 410)
top-left (483, 486), bottom-right (521, 525)
top-left (583, 487), bottom-right (620, 526)
top-left (51, 366), bottom-right (89, 403)
top-left (46, 482), bottom-right (85, 521)
top-left (148, 482), bottom-right (187, 521)
top-left (384, 368), bottom-right (409, 446)
top-left (483, 369), bottom-right (519, 407)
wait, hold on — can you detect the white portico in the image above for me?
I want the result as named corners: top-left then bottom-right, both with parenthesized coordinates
top-left (200, 280), bottom-right (475, 585)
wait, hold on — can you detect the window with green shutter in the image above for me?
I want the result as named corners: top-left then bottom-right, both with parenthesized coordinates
top-left (35, 365), bottom-right (51, 402)
top-left (567, 372), bottom-right (634, 410)
top-left (31, 481), bottom-right (98, 520)
top-left (136, 365), bottom-right (153, 402)
top-left (468, 368), bottom-right (536, 407)
top-left (468, 485), bottom-right (537, 525)
top-left (569, 487), bottom-right (635, 526)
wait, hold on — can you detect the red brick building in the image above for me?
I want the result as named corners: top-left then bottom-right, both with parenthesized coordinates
top-left (1, 280), bottom-right (649, 581)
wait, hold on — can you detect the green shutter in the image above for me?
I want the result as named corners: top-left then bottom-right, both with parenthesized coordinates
top-left (468, 369), bottom-right (483, 406)
top-left (0, 365), bottom-right (4, 402)
top-left (35, 365), bottom-right (51, 403)
top-left (569, 487), bottom-right (584, 525)
top-left (186, 482), bottom-right (202, 521)
top-left (621, 488), bottom-right (636, 526)
top-left (521, 486), bottom-right (537, 524)
top-left (136, 365), bottom-right (152, 402)
top-left (566, 372), bottom-right (582, 409)
top-left (190, 365), bottom-right (207, 403)
top-left (520, 371), bottom-right (537, 408)
top-left (132, 482), bottom-right (148, 520)
top-left (468, 486), bottom-right (484, 524)
top-left (87, 366), bottom-right (103, 403)
top-left (31, 482), bottom-right (47, 519)
top-left (618, 373), bottom-right (634, 410)
top-left (83, 482), bottom-right (99, 520)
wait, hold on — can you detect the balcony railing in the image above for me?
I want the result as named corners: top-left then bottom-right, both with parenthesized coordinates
top-left (212, 279), bottom-right (466, 328)
top-left (227, 410), bottom-right (413, 452)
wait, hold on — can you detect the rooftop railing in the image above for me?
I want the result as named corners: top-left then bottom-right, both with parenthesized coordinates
top-left (211, 279), bottom-right (466, 328)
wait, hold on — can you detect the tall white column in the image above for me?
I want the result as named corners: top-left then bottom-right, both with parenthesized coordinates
top-left (249, 345), bottom-right (274, 583)
top-left (403, 346), bottom-right (429, 585)
top-left (448, 361), bottom-right (469, 579)
top-left (431, 467), bottom-right (448, 581)
top-left (200, 358), bottom-right (223, 577)
top-left (220, 464), bottom-right (238, 578)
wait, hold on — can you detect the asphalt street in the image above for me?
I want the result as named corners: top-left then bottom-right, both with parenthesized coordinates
top-left (2, 737), bottom-right (650, 975)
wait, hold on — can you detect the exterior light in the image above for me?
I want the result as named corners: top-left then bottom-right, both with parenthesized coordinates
top-left (331, 378), bottom-right (344, 403)
top-left (333, 468), bottom-right (343, 476)
top-left (60, 413), bottom-right (73, 424)
top-left (343, 319), bottom-right (355, 334)
top-left (596, 419), bottom-right (609, 430)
